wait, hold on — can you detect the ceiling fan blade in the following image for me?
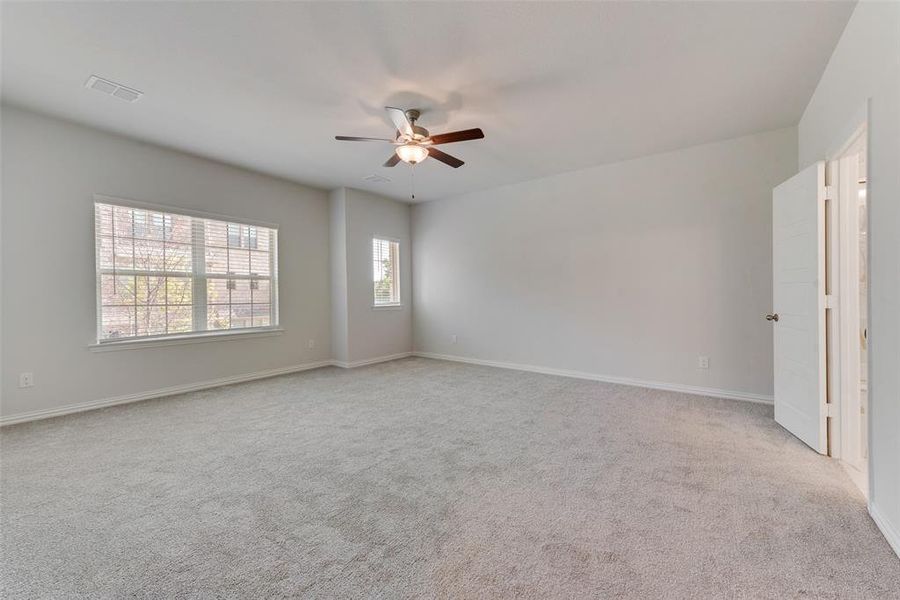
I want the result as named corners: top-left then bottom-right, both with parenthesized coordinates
top-left (385, 107), bottom-right (413, 138)
top-left (383, 154), bottom-right (401, 167)
top-left (429, 128), bottom-right (484, 145)
top-left (335, 136), bottom-right (394, 142)
top-left (428, 147), bottom-right (464, 168)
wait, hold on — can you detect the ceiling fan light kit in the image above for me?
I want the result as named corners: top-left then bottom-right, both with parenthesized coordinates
top-left (395, 143), bottom-right (429, 165)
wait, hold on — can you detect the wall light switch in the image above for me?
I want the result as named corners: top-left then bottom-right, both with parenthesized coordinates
top-left (451, 335), bottom-right (458, 344)
top-left (307, 339), bottom-right (315, 349)
top-left (698, 356), bottom-right (709, 369)
top-left (18, 372), bottom-right (34, 388)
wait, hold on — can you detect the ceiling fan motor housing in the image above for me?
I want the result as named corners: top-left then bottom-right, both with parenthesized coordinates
top-left (400, 109), bottom-right (430, 141)
top-left (398, 126), bottom-right (430, 143)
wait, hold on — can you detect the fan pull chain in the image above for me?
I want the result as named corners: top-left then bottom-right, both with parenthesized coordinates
top-left (410, 165), bottom-right (415, 201)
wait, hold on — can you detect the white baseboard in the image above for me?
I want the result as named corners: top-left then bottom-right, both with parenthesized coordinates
top-left (0, 360), bottom-right (333, 427)
top-left (2, 353), bottom-right (417, 426)
top-left (0, 350), bottom-right (770, 427)
top-left (332, 352), bottom-right (413, 369)
top-left (869, 503), bottom-right (900, 558)
top-left (413, 351), bottom-right (774, 405)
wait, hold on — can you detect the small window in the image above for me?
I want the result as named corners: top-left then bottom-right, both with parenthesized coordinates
top-left (133, 211), bottom-right (147, 238)
top-left (372, 237), bottom-right (400, 306)
top-left (226, 224), bottom-right (258, 249)
top-left (227, 223), bottom-right (242, 248)
top-left (95, 201), bottom-right (279, 342)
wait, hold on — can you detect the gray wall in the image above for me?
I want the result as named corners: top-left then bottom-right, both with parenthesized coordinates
top-left (412, 127), bottom-right (797, 399)
top-left (330, 188), bottom-right (412, 365)
top-left (799, 0), bottom-right (900, 554)
top-left (1, 106), bottom-right (332, 419)
top-left (329, 188), bottom-right (350, 363)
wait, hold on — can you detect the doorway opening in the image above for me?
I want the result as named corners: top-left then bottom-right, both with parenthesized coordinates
top-left (825, 124), bottom-right (868, 497)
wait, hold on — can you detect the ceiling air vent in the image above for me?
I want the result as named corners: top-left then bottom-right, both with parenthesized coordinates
top-left (363, 174), bottom-right (391, 184)
top-left (84, 75), bottom-right (143, 103)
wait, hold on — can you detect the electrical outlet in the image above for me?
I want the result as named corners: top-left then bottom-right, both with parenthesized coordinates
top-left (307, 339), bottom-right (315, 349)
top-left (698, 356), bottom-right (709, 369)
top-left (18, 372), bottom-right (34, 388)
top-left (451, 334), bottom-right (458, 344)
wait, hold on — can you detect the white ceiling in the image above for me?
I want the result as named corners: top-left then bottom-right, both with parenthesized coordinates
top-left (1, 1), bottom-right (854, 202)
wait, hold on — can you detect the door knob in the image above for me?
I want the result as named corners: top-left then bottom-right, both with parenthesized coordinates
top-left (766, 313), bottom-right (779, 322)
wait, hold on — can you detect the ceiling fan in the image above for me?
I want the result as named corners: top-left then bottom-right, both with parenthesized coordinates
top-left (336, 107), bottom-right (484, 168)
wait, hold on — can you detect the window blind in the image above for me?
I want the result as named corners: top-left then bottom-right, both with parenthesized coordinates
top-left (372, 238), bottom-right (400, 305)
top-left (94, 202), bottom-right (278, 342)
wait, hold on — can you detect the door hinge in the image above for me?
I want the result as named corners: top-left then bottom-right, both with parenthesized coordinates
top-left (824, 403), bottom-right (835, 418)
top-left (825, 184), bottom-right (836, 201)
top-left (825, 294), bottom-right (838, 309)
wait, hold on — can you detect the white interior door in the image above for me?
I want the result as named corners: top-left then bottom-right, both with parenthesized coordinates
top-left (772, 162), bottom-right (827, 454)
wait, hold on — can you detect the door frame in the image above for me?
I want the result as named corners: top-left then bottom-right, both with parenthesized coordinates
top-left (824, 122), bottom-right (869, 496)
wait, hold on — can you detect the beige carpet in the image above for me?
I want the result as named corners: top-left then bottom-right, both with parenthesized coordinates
top-left (1, 357), bottom-right (898, 598)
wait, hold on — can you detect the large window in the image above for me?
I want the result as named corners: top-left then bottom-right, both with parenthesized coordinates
top-left (372, 237), bottom-right (400, 306)
top-left (94, 201), bottom-right (278, 342)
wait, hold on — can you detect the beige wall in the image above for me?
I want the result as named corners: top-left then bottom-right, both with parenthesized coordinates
top-left (1, 105), bottom-right (333, 419)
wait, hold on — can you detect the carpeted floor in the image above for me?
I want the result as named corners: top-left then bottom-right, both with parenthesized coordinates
top-left (1, 357), bottom-right (898, 598)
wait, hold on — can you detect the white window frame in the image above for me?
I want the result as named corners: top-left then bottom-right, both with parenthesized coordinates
top-left (91, 194), bottom-right (281, 349)
top-left (372, 236), bottom-right (402, 309)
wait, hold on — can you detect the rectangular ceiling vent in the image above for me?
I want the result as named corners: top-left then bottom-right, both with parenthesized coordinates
top-left (363, 174), bottom-right (391, 183)
top-left (84, 75), bottom-right (143, 103)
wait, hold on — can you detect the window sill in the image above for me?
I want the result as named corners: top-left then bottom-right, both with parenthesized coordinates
top-left (89, 327), bottom-right (284, 352)
top-left (371, 304), bottom-right (404, 311)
